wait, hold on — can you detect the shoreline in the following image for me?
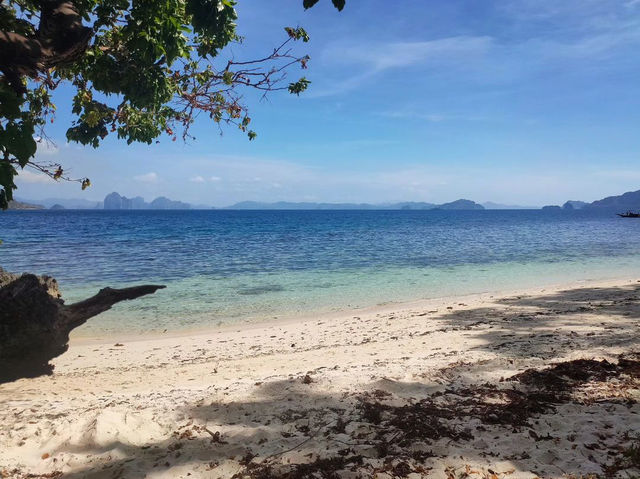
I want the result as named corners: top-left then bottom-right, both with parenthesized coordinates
top-left (2, 277), bottom-right (639, 478)
top-left (55, 252), bottom-right (640, 338)
top-left (70, 274), bottom-right (640, 345)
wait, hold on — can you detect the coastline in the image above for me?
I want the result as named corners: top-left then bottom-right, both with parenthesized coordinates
top-left (1, 277), bottom-right (639, 478)
top-left (70, 275), bottom-right (640, 344)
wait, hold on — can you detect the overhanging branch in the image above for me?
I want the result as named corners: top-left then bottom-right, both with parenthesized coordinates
top-left (0, 1), bottom-right (92, 95)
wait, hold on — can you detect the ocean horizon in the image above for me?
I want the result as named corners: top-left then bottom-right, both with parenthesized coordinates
top-left (2, 208), bottom-right (639, 336)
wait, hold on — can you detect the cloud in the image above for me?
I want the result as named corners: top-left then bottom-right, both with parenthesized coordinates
top-left (15, 170), bottom-right (55, 184)
top-left (311, 7), bottom-right (640, 98)
top-left (333, 36), bottom-right (493, 72)
top-left (101, 150), bottom-right (640, 207)
top-left (380, 111), bottom-right (490, 123)
top-left (134, 172), bottom-right (159, 183)
top-left (519, 28), bottom-right (640, 61)
top-left (176, 155), bottom-right (462, 203)
top-left (36, 139), bottom-right (59, 156)
top-left (189, 175), bottom-right (223, 183)
top-left (312, 36), bottom-right (492, 97)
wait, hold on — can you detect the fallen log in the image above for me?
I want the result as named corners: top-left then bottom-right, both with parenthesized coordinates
top-left (0, 267), bottom-right (165, 383)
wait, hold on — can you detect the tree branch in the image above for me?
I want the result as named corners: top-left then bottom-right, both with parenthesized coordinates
top-left (63, 285), bottom-right (166, 330)
top-left (0, 1), bottom-right (92, 95)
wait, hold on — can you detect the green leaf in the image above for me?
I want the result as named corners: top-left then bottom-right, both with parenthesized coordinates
top-left (303, 0), bottom-right (321, 9)
top-left (285, 26), bottom-right (310, 42)
top-left (0, 160), bottom-right (17, 209)
top-left (288, 77), bottom-right (311, 95)
top-left (332, 0), bottom-right (346, 10)
top-left (2, 122), bottom-right (37, 167)
top-left (222, 71), bottom-right (234, 85)
top-left (0, 83), bottom-right (23, 119)
top-left (85, 110), bottom-right (101, 127)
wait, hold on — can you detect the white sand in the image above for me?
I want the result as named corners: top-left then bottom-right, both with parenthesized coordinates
top-left (1, 278), bottom-right (639, 478)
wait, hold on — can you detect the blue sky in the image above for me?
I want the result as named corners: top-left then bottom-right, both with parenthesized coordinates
top-left (15, 0), bottom-right (640, 206)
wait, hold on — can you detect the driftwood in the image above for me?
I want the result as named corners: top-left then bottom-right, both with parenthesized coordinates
top-left (0, 267), bottom-right (164, 383)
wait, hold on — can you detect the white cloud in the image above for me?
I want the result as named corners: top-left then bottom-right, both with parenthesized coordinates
top-left (107, 151), bottom-right (640, 207)
top-left (311, 36), bottom-right (492, 97)
top-left (15, 170), bottom-right (55, 184)
top-left (311, 10), bottom-right (640, 98)
top-left (134, 172), bottom-right (159, 183)
top-left (190, 175), bottom-right (222, 183)
top-left (36, 139), bottom-right (59, 156)
top-left (380, 110), bottom-right (492, 123)
top-left (324, 36), bottom-right (493, 72)
top-left (519, 28), bottom-right (640, 61)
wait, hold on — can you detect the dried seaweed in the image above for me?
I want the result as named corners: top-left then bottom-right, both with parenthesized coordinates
top-left (232, 455), bottom-right (363, 479)
top-left (230, 354), bottom-right (640, 479)
top-left (512, 359), bottom-right (619, 390)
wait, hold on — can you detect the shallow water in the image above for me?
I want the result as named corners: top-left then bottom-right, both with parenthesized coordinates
top-left (1, 209), bottom-right (639, 335)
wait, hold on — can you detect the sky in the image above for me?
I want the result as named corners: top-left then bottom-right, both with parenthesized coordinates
top-left (14, 0), bottom-right (640, 207)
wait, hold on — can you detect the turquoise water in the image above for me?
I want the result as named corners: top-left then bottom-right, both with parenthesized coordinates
top-left (1, 209), bottom-right (639, 335)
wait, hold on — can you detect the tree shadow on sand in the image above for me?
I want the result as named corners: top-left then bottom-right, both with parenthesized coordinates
top-left (36, 373), bottom-right (640, 477)
top-left (9, 285), bottom-right (640, 479)
top-left (433, 284), bottom-right (640, 362)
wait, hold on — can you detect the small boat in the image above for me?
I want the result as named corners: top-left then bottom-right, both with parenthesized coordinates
top-left (617, 211), bottom-right (640, 218)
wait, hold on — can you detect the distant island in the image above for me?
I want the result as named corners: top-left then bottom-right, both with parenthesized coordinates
top-left (562, 200), bottom-right (587, 210)
top-left (9, 188), bottom-right (640, 212)
top-left (543, 189), bottom-right (640, 212)
top-left (583, 189), bottom-right (640, 211)
top-left (100, 195), bottom-right (487, 210)
top-left (103, 192), bottom-right (191, 210)
top-left (13, 197), bottom-right (103, 209)
top-left (224, 199), bottom-right (485, 210)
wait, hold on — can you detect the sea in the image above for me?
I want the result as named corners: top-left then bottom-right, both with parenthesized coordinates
top-left (1, 209), bottom-right (639, 336)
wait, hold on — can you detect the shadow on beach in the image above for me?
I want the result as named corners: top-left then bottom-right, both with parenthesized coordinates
top-left (7, 284), bottom-right (640, 479)
top-left (435, 284), bottom-right (640, 360)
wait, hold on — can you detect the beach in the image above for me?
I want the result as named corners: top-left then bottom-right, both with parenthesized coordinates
top-left (2, 0), bottom-right (640, 477)
top-left (1, 278), bottom-right (639, 478)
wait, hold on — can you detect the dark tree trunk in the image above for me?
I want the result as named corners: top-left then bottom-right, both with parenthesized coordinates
top-left (0, 268), bottom-right (164, 383)
top-left (0, 1), bottom-right (92, 94)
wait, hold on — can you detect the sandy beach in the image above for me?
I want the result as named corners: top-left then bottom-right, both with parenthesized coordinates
top-left (1, 278), bottom-right (639, 478)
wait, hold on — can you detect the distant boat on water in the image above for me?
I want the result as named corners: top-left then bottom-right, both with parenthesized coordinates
top-left (617, 211), bottom-right (640, 218)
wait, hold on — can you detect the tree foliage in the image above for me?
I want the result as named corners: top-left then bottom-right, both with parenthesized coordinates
top-left (0, 0), bottom-right (345, 209)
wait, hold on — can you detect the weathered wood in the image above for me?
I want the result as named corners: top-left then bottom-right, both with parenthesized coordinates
top-left (0, 267), bottom-right (164, 383)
